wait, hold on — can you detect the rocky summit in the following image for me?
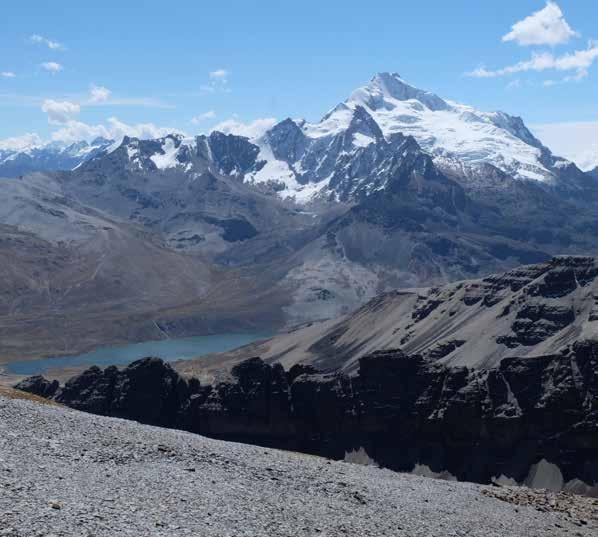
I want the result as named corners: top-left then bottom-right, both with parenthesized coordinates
top-left (17, 338), bottom-right (598, 497)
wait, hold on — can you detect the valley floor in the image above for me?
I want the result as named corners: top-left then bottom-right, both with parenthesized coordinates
top-left (1, 393), bottom-right (596, 536)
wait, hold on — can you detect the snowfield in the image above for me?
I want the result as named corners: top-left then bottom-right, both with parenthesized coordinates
top-left (1, 393), bottom-right (596, 536)
top-left (306, 72), bottom-right (560, 182)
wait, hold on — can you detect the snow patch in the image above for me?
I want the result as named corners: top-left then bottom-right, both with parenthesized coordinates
top-left (303, 105), bottom-right (353, 139)
top-left (244, 143), bottom-right (328, 203)
top-left (299, 73), bottom-right (555, 182)
top-left (353, 133), bottom-right (375, 148)
top-left (150, 138), bottom-right (179, 170)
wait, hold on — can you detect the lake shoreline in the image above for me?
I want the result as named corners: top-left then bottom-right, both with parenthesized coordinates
top-left (4, 332), bottom-right (275, 378)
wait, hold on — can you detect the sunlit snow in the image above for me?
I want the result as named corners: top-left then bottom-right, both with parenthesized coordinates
top-left (150, 138), bottom-right (179, 169)
top-left (299, 73), bottom-right (554, 182)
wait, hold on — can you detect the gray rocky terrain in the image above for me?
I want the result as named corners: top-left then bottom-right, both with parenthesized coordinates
top-left (3, 74), bottom-right (598, 363)
top-left (1, 391), bottom-right (596, 536)
top-left (16, 334), bottom-right (598, 498)
top-left (187, 256), bottom-right (598, 375)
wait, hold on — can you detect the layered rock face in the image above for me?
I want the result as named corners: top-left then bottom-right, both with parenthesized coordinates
top-left (17, 343), bottom-right (598, 494)
top-left (221, 255), bottom-right (598, 374)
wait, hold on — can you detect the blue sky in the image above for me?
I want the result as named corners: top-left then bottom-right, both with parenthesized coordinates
top-left (1, 1), bottom-right (597, 164)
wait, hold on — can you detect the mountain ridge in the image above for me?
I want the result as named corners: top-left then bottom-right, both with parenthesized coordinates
top-left (2, 73), bottom-right (598, 361)
top-left (176, 255), bottom-right (598, 377)
top-left (0, 138), bottom-right (113, 178)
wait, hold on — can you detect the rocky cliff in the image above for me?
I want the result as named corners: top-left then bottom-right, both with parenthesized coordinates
top-left (16, 341), bottom-right (598, 495)
top-left (191, 255), bottom-right (598, 375)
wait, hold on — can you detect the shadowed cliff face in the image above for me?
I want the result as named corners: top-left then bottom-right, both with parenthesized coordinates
top-left (16, 342), bottom-right (598, 495)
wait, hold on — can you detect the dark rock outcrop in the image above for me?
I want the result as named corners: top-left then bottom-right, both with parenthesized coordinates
top-left (28, 357), bottom-right (192, 427)
top-left (16, 343), bottom-right (598, 493)
top-left (14, 375), bottom-right (59, 399)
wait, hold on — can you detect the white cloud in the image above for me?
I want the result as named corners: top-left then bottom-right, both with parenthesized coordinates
top-left (41, 62), bottom-right (63, 74)
top-left (506, 79), bottom-right (521, 90)
top-left (467, 41), bottom-right (598, 82)
top-left (41, 99), bottom-right (81, 124)
top-left (532, 120), bottom-right (598, 170)
top-left (49, 121), bottom-right (111, 143)
top-left (212, 117), bottom-right (277, 139)
top-left (30, 34), bottom-right (64, 50)
top-left (468, 3), bottom-right (596, 86)
top-left (89, 96), bottom-right (174, 108)
top-left (201, 69), bottom-right (231, 93)
top-left (1, 71), bottom-right (16, 79)
top-left (105, 117), bottom-right (181, 140)
top-left (0, 132), bottom-right (44, 151)
top-left (503, 2), bottom-right (578, 47)
top-left (209, 69), bottom-right (229, 81)
top-left (50, 117), bottom-right (182, 144)
top-left (191, 110), bottom-right (216, 124)
top-left (89, 85), bottom-right (111, 103)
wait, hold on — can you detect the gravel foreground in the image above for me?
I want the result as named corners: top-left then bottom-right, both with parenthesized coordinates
top-left (0, 395), bottom-right (596, 537)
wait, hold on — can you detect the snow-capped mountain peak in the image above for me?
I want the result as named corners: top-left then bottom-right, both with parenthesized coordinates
top-left (237, 72), bottom-right (584, 203)
top-left (301, 71), bottom-right (570, 183)
top-left (84, 131), bottom-right (262, 182)
top-left (0, 137), bottom-right (114, 178)
top-left (354, 72), bottom-right (450, 112)
top-left (4, 72), bottom-right (587, 206)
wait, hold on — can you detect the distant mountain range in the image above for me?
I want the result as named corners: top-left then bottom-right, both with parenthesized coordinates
top-left (1, 72), bottom-right (598, 360)
top-left (0, 137), bottom-right (113, 178)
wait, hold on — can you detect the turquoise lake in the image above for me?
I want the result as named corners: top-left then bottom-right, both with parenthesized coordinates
top-left (5, 333), bottom-right (272, 376)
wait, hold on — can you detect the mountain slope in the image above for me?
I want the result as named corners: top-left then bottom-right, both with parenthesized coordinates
top-left (4, 394), bottom-right (594, 536)
top-left (257, 148), bottom-right (598, 324)
top-left (3, 126), bottom-right (598, 358)
top-left (2, 73), bottom-right (598, 361)
top-left (186, 256), bottom-right (598, 375)
top-left (0, 174), bottom-right (293, 362)
top-left (62, 133), bottom-right (323, 256)
top-left (245, 73), bottom-right (591, 205)
top-left (72, 118), bottom-right (596, 326)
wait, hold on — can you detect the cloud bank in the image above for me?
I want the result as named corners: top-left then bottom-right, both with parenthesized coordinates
top-left (212, 117), bottom-right (277, 139)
